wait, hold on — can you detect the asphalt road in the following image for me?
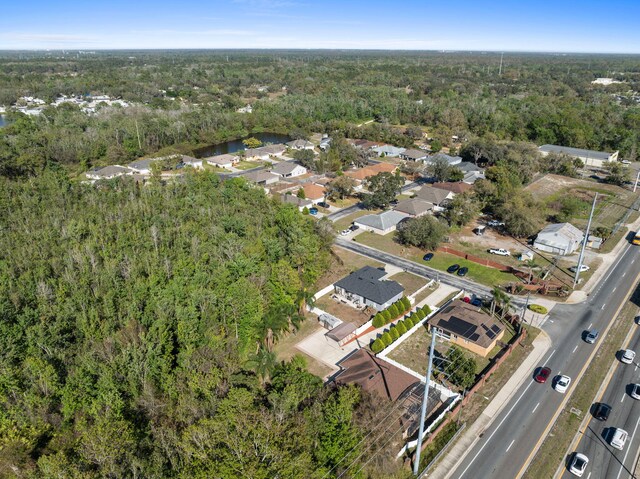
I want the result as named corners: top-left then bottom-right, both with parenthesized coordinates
top-left (446, 242), bottom-right (640, 479)
top-left (559, 320), bottom-right (640, 479)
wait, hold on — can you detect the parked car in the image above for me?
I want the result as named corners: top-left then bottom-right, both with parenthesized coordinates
top-left (585, 330), bottom-right (599, 344)
top-left (610, 428), bottom-right (628, 450)
top-left (534, 367), bottom-right (551, 383)
top-left (349, 224), bottom-right (359, 231)
top-left (630, 384), bottom-right (640, 400)
top-left (487, 220), bottom-right (505, 227)
top-left (423, 252), bottom-right (434, 261)
top-left (569, 265), bottom-right (590, 273)
top-left (470, 297), bottom-right (483, 307)
top-left (635, 315), bottom-right (640, 325)
top-left (621, 349), bottom-right (636, 364)
top-left (488, 248), bottom-right (510, 256)
top-left (340, 229), bottom-right (351, 236)
top-left (568, 452), bottom-right (589, 477)
top-left (457, 267), bottom-right (469, 277)
top-left (447, 264), bottom-right (460, 273)
top-left (317, 201), bottom-right (330, 208)
top-left (309, 207), bottom-right (318, 215)
top-left (555, 375), bottom-right (571, 393)
top-left (593, 402), bottom-right (612, 421)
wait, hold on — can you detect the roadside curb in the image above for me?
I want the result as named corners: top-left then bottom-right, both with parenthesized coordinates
top-left (429, 330), bottom-right (551, 479)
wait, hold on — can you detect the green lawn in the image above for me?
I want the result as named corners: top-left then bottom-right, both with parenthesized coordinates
top-left (388, 271), bottom-right (428, 296)
top-left (234, 161), bottom-right (260, 170)
top-left (334, 209), bottom-right (381, 231)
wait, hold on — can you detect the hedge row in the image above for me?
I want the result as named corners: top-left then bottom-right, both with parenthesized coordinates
top-left (371, 304), bottom-right (432, 353)
top-left (372, 296), bottom-right (412, 328)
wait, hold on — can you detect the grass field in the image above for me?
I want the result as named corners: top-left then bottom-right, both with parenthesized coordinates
top-left (234, 161), bottom-right (260, 170)
top-left (388, 271), bottom-right (429, 296)
top-left (333, 209), bottom-right (381, 231)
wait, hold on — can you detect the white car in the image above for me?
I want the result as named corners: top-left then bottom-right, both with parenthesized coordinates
top-left (610, 428), bottom-right (628, 450)
top-left (488, 248), bottom-right (510, 256)
top-left (340, 229), bottom-right (350, 236)
top-left (487, 220), bottom-right (505, 227)
top-left (630, 384), bottom-right (640, 400)
top-left (555, 375), bottom-right (571, 394)
top-left (621, 349), bottom-right (636, 364)
top-left (569, 265), bottom-right (590, 273)
top-left (569, 453), bottom-right (589, 477)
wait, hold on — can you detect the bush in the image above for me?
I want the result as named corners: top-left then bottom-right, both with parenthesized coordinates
top-left (405, 317), bottom-right (414, 329)
top-left (380, 332), bottom-right (393, 346)
top-left (372, 313), bottom-right (385, 328)
top-left (390, 327), bottom-right (400, 341)
top-left (370, 338), bottom-right (385, 353)
top-left (528, 304), bottom-right (548, 314)
top-left (401, 296), bottom-right (411, 311)
top-left (396, 321), bottom-right (407, 335)
top-left (382, 309), bottom-right (392, 322)
top-left (302, 206), bottom-right (309, 215)
top-left (421, 305), bottom-right (432, 315)
top-left (388, 304), bottom-right (399, 319)
top-left (416, 309), bottom-right (426, 320)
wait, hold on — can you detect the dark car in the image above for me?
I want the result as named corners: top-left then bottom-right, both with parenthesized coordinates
top-left (534, 367), bottom-right (551, 383)
top-left (457, 267), bottom-right (469, 277)
top-left (317, 202), bottom-right (330, 208)
top-left (447, 264), bottom-right (460, 273)
top-left (423, 253), bottom-right (434, 261)
top-left (593, 402), bottom-right (612, 421)
top-left (309, 207), bottom-right (318, 215)
top-left (470, 297), bottom-right (483, 307)
top-left (349, 224), bottom-right (360, 231)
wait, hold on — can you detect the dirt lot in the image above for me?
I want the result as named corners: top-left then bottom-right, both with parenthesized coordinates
top-left (316, 295), bottom-right (373, 327)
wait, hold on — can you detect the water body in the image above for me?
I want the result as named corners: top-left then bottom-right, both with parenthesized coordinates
top-left (194, 132), bottom-right (291, 158)
top-left (0, 115), bottom-right (6, 128)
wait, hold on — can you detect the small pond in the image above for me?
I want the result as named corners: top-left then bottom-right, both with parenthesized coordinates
top-left (0, 115), bottom-right (7, 128)
top-left (193, 132), bottom-right (291, 158)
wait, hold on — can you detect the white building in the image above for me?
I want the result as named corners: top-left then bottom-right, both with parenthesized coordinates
top-left (533, 223), bottom-right (584, 256)
top-left (538, 145), bottom-right (619, 168)
top-left (206, 154), bottom-right (238, 169)
top-left (271, 161), bottom-right (307, 178)
top-left (354, 210), bottom-right (410, 235)
top-left (86, 165), bottom-right (132, 180)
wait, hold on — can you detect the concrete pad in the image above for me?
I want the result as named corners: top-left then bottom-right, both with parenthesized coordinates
top-left (295, 328), bottom-right (356, 373)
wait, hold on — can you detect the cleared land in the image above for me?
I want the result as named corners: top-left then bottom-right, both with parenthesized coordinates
top-left (314, 246), bottom-right (384, 290)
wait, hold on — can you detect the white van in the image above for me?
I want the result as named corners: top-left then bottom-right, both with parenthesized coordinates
top-left (610, 428), bottom-right (628, 450)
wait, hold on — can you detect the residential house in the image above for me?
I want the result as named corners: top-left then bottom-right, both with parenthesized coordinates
top-left (413, 185), bottom-right (454, 211)
top-left (281, 193), bottom-right (313, 212)
top-left (393, 198), bottom-right (433, 217)
top-left (287, 139), bottom-right (315, 150)
top-left (244, 144), bottom-right (287, 161)
top-left (344, 162), bottom-right (398, 181)
top-left (334, 266), bottom-right (405, 311)
top-left (400, 148), bottom-right (429, 162)
top-left (299, 183), bottom-right (326, 204)
top-left (533, 222), bottom-right (584, 255)
top-left (319, 136), bottom-right (332, 151)
top-left (333, 349), bottom-right (420, 401)
top-left (206, 154), bottom-right (239, 169)
top-left (241, 170), bottom-right (280, 186)
top-left (424, 153), bottom-right (463, 166)
top-left (86, 165), bottom-right (132, 180)
top-left (427, 301), bottom-right (505, 357)
top-left (128, 158), bottom-right (165, 175)
top-left (456, 162), bottom-right (485, 183)
top-left (181, 156), bottom-right (204, 170)
top-left (538, 145), bottom-right (619, 168)
top-left (271, 161), bottom-right (308, 178)
top-left (372, 144), bottom-right (406, 157)
top-left (354, 210), bottom-right (410, 235)
top-left (349, 139), bottom-right (384, 150)
top-left (432, 182), bottom-right (473, 195)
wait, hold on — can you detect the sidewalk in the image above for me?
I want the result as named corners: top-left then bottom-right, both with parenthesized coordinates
top-left (428, 330), bottom-right (552, 479)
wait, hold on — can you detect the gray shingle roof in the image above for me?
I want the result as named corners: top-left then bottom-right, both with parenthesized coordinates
top-left (394, 198), bottom-right (433, 216)
top-left (206, 154), bottom-right (237, 165)
top-left (354, 210), bottom-right (410, 231)
top-left (281, 194), bottom-right (313, 208)
top-left (414, 185), bottom-right (451, 205)
top-left (272, 161), bottom-right (304, 175)
top-left (456, 161), bottom-right (482, 173)
top-left (91, 165), bottom-right (131, 177)
top-left (287, 139), bottom-right (314, 148)
top-left (334, 266), bottom-right (404, 306)
top-left (538, 145), bottom-right (613, 161)
top-left (537, 222), bottom-right (584, 242)
top-left (401, 148), bottom-right (429, 160)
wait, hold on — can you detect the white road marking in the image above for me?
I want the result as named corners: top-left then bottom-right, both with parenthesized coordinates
top-left (587, 472), bottom-right (591, 479)
top-left (621, 394), bottom-right (625, 403)
top-left (458, 381), bottom-right (535, 478)
top-left (602, 303), bottom-right (607, 310)
top-left (613, 287), bottom-right (617, 293)
top-left (622, 271), bottom-right (627, 278)
top-left (506, 439), bottom-right (515, 452)
top-left (588, 322), bottom-right (593, 329)
top-left (545, 349), bottom-right (557, 362)
top-left (615, 414), bottom-right (640, 479)
top-left (532, 402), bottom-right (540, 414)
top-left (602, 245), bottom-right (631, 288)
top-left (572, 345), bottom-right (578, 354)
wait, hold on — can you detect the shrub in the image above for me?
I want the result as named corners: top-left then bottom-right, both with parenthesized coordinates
top-left (371, 338), bottom-right (385, 353)
top-left (382, 309), bottom-right (392, 322)
top-left (528, 304), bottom-right (548, 314)
top-left (396, 321), bottom-right (407, 335)
top-left (372, 313), bottom-right (385, 328)
top-left (380, 332), bottom-right (393, 346)
top-left (388, 304), bottom-right (399, 319)
top-left (405, 317), bottom-right (414, 329)
top-left (390, 327), bottom-right (400, 341)
top-left (416, 309), bottom-right (426, 320)
top-left (302, 207), bottom-right (309, 215)
top-left (401, 296), bottom-right (411, 311)
top-left (421, 305), bottom-right (432, 315)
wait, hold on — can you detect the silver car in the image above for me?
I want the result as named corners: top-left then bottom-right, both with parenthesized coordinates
top-left (569, 453), bottom-right (588, 477)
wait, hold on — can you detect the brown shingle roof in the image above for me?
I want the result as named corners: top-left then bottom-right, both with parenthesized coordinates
top-left (428, 301), bottom-right (504, 349)
top-left (344, 162), bottom-right (397, 180)
top-left (334, 349), bottom-right (419, 401)
top-left (301, 183), bottom-right (326, 200)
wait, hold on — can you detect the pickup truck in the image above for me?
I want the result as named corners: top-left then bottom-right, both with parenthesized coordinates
top-left (488, 248), bottom-right (510, 256)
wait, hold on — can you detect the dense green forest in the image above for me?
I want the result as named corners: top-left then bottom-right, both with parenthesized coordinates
top-left (0, 170), bottom-right (408, 478)
top-left (1, 50), bottom-right (640, 178)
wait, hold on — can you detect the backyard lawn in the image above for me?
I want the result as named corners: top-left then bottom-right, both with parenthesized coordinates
top-left (388, 271), bottom-right (429, 296)
top-left (333, 208), bottom-right (382, 231)
top-left (234, 161), bottom-right (260, 170)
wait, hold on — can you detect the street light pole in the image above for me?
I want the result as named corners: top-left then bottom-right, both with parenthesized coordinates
top-left (574, 193), bottom-right (598, 289)
top-left (413, 331), bottom-right (437, 476)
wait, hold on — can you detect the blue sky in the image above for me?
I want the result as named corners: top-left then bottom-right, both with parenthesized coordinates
top-left (1, 0), bottom-right (640, 53)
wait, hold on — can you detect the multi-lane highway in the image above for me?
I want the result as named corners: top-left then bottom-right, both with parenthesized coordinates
top-left (560, 321), bottom-right (640, 479)
top-left (444, 241), bottom-right (640, 478)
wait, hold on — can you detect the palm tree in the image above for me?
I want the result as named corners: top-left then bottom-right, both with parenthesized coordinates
top-left (490, 286), bottom-right (503, 316)
top-left (248, 348), bottom-right (278, 386)
top-left (296, 288), bottom-right (316, 316)
top-left (524, 259), bottom-right (538, 284)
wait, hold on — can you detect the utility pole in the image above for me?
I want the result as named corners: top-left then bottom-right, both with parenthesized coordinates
top-left (413, 332), bottom-right (437, 476)
top-left (633, 169), bottom-right (640, 193)
top-left (574, 193), bottom-right (598, 288)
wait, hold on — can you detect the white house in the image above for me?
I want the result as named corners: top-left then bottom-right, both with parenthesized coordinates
top-left (372, 145), bottom-right (406, 157)
top-left (244, 144), bottom-right (287, 161)
top-left (399, 148), bottom-right (429, 162)
top-left (538, 145), bottom-right (619, 168)
top-left (333, 266), bottom-right (405, 311)
top-left (271, 161), bottom-right (307, 178)
top-left (533, 223), bottom-right (584, 256)
top-left (242, 170), bottom-right (280, 186)
top-left (354, 210), bottom-right (410, 235)
top-left (86, 165), bottom-right (132, 180)
top-left (424, 153), bottom-right (462, 166)
top-left (206, 154), bottom-right (238, 169)
top-left (181, 156), bottom-right (204, 169)
top-left (128, 158), bottom-right (166, 175)
top-left (281, 194), bottom-right (313, 212)
top-left (287, 139), bottom-right (315, 151)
